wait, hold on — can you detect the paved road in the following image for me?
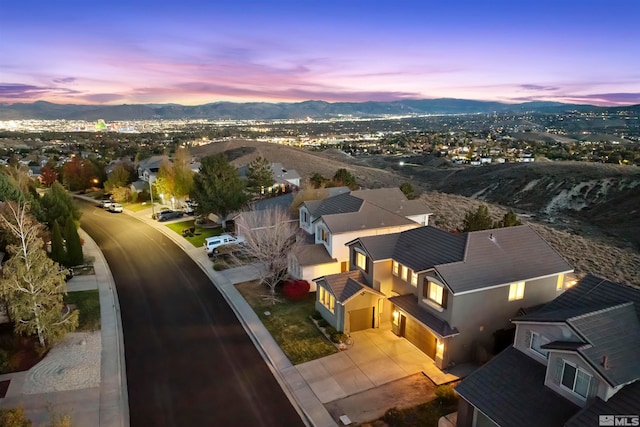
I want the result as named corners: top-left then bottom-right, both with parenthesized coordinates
top-left (80, 202), bottom-right (304, 427)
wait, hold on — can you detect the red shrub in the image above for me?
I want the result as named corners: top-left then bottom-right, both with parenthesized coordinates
top-left (282, 280), bottom-right (311, 300)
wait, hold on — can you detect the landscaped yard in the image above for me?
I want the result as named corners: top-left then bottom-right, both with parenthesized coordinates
top-left (165, 220), bottom-right (224, 247)
top-left (123, 201), bottom-right (158, 212)
top-left (235, 281), bottom-right (338, 364)
top-left (65, 290), bottom-right (101, 331)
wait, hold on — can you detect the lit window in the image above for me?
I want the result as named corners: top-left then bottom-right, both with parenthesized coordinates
top-left (411, 271), bottom-right (418, 286)
top-left (508, 281), bottom-right (525, 301)
top-left (401, 265), bottom-right (408, 281)
top-left (529, 332), bottom-right (549, 357)
top-left (561, 361), bottom-right (591, 399)
top-left (392, 261), bottom-right (399, 276)
top-left (355, 250), bottom-right (367, 270)
top-left (319, 286), bottom-right (335, 313)
top-left (556, 274), bottom-right (565, 291)
top-left (427, 281), bottom-right (444, 305)
top-left (320, 228), bottom-right (328, 242)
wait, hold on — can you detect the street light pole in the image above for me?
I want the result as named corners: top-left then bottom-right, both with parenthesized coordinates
top-left (149, 177), bottom-right (155, 218)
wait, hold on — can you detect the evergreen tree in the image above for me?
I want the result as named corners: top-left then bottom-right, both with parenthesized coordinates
top-left (309, 173), bottom-right (328, 189)
top-left (333, 168), bottom-right (358, 189)
top-left (190, 154), bottom-right (249, 228)
top-left (0, 202), bottom-right (78, 347)
top-left (50, 220), bottom-right (66, 265)
top-left (400, 182), bottom-right (417, 200)
top-left (502, 209), bottom-right (522, 227)
top-left (173, 146), bottom-right (194, 199)
top-left (40, 181), bottom-right (81, 226)
top-left (246, 156), bottom-right (274, 194)
top-left (63, 216), bottom-right (83, 266)
top-left (462, 205), bottom-right (494, 232)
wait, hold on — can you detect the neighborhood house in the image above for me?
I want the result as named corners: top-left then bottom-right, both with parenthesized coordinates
top-left (313, 224), bottom-right (574, 370)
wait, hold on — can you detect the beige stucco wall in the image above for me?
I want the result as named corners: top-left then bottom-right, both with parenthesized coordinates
top-left (301, 261), bottom-right (340, 291)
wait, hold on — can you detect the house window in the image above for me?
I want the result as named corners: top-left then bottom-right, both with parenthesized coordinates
top-left (355, 250), bottom-right (367, 271)
top-left (508, 281), bottom-right (525, 301)
top-left (529, 332), bottom-right (549, 357)
top-left (401, 265), bottom-right (408, 281)
top-left (410, 271), bottom-right (418, 286)
top-left (561, 361), bottom-right (591, 399)
top-left (392, 261), bottom-right (399, 276)
top-left (556, 274), bottom-right (565, 291)
top-left (318, 286), bottom-right (335, 313)
top-left (426, 281), bottom-right (444, 306)
top-left (320, 228), bottom-right (328, 243)
top-left (301, 210), bottom-right (309, 225)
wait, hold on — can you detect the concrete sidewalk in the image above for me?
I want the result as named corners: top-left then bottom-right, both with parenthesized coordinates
top-left (0, 229), bottom-right (128, 427)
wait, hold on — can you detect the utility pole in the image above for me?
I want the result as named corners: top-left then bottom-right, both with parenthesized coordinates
top-left (149, 176), bottom-right (155, 218)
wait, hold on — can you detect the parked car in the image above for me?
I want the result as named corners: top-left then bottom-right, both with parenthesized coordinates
top-left (156, 209), bottom-right (183, 222)
top-left (98, 199), bottom-right (115, 209)
top-left (204, 234), bottom-right (246, 255)
top-left (108, 203), bottom-right (124, 213)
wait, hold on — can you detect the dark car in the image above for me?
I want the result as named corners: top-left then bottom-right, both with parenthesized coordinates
top-left (156, 210), bottom-right (183, 222)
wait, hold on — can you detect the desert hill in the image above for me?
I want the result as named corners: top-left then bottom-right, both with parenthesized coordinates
top-left (191, 139), bottom-right (640, 286)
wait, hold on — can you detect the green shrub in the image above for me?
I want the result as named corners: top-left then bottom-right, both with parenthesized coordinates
top-left (382, 407), bottom-right (404, 425)
top-left (212, 261), bottom-right (226, 271)
top-left (435, 384), bottom-right (457, 405)
top-left (0, 407), bottom-right (33, 426)
top-left (317, 319), bottom-right (329, 327)
top-left (311, 311), bottom-right (323, 320)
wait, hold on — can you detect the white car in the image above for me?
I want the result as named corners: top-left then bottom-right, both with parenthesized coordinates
top-left (108, 203), bottom-right (124, 213)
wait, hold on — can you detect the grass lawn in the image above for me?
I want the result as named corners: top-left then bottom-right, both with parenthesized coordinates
top-left (165, 220), bottom-right (224, 247)
top-left (65, 290), bottom-right (101, 331)
top-left (367, 397), bottom-right (458, 427)
top-left (123, 201), bottom-right (157, 212)
top-left (235, 281), bottom-right (337, 364)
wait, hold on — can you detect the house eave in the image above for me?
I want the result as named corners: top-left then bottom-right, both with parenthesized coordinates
top-left (449, 269), bottom-right (575, 296)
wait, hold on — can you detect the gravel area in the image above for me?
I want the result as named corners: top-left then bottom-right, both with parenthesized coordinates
top-left (22, 331), bottom-right (101, 394)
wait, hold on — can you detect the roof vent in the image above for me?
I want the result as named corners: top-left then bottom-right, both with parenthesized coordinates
top-left (489, 233), bottom-right (494, 240)
top-left (602, 356), bottom-right (609, 369)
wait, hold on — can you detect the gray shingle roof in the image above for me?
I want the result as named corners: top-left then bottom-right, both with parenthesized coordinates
top-left (307, 193), bottom-right (363, 217)
top-left (317, 270), bottom-right (370, 303)
top-left (456, 347), bottom-right (580, 427)
top-left (565, 381), bottom-right (640, 427)
top-left (516, 275), bottom-right (640, 388)
top-left (529, 274), bottom-right (640, 319)
top-left (567, 302), bottom-right (640, 387)
top-left (435, 225), bottom-right (573, 294)
top-left (391, 226), bottom-right (466, 272)
top-left (294, 244), bottom-right (336, 266)
top-left (321, 202), bottom-right (417, 234)
top-left (351, 187), bottom-right (431, 216)
top-left (388, 294), bottom-right (459, 338)
top-left (353, 234), bottom-right (401, 260)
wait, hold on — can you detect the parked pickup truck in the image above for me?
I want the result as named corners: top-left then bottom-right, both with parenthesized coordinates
top-left (204, 234), bottom-right (245, 255)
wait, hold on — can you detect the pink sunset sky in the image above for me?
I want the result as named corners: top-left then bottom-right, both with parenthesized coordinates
top-left (1, 0), bottom-right (639, 106)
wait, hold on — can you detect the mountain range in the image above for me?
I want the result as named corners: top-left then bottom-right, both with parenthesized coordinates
top-left (0, 99), bottom-right (637, 121)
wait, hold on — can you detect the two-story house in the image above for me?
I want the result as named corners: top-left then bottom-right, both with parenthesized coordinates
top-left (290, 188), bottom-right (432, 289)
top-left (455, 274), bottom-right (640, 427)
top-left (314, 224), bottom-right (574, 370)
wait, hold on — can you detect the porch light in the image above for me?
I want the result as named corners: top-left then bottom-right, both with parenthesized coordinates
top-left (436, 339), bottom-right (445, 359)
top-left (392, 310), bottom-right (399, 325)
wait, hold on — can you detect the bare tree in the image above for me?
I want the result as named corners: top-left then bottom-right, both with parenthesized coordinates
top-left (234, 206), bottom-right (300, 302)
top-left (0, 201), bottom-right (78, 347)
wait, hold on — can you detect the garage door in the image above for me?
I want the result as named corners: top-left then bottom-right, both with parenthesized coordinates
top-left (403, 316), bottom-right (436, 360)
top-left (349, 308), bottom-right (373, 332)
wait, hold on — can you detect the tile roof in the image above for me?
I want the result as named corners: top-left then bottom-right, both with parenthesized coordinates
top-left (567, 302), bottom-right (640, 387)
top-left (320, 202), bottom-right (417, 234)
top-left (317, 270), bottom-right (374, 303)
top-left (435, 225), bottom-right (573, 294)
top-left (391, 226), bottom-right (466, 272)
top-left (455, 347), bottom-right (580, 427)
top-left (516, 274), bottom-right (640, 387)
top-left (565, 381), bottom-right (640, 427)
top-left (350, 187), bottom-right (431, 216)
top-left (353, 234), bottom-right (400, 260)
top-left (294, 244), bottom-right (336, 266)
top-left (307, 193), bottom-right (363, 217)
top-left (388, 294), bottom-right (459, 338)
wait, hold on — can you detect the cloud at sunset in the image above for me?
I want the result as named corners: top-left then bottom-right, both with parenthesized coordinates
top-left (1, 0), bottom-right (638, 106)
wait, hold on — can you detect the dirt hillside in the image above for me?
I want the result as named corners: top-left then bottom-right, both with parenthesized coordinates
top-left (191, 140), bottom-right (640, 286)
